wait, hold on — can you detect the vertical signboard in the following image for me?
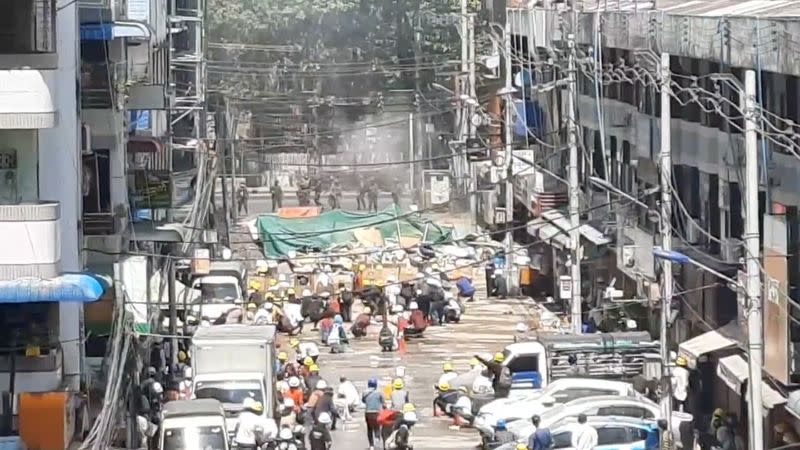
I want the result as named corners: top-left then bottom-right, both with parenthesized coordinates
top-left (763, 214), bottom-right (789, 384)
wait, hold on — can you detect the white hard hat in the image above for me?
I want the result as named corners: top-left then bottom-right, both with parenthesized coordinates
top-left (320, 291), bottom-right (330, 298)
top-left (283, 398), bottom-right (295, 409)
top-left (392, 304), bottom-right (404, 313)
top-left (302, 289), bottom-right (312, 297)
top-left (279, 427), bottom-right (293, 440)
top-left (288, 376), bottom-right (301, 388)
top-left (415, 289), bottom-right (422, 295)
top-left (152, 382), bottom-right (163, 395)
top-left (402, 411), bottom-right (418, 423)
top-left (316, 380), bottom-right (328, 390)
top-left (243, 397), bottom-right (256, 409)
top-left (409, 302), bottom-right (418, 310)
top-left (515, 322), bottom-right (528, 333)
top-left (264, 302), bottom-right (274, 310)
top-left (318, 412), bottom-right (333, 424)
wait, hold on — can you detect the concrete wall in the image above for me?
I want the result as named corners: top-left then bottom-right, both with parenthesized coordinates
top-left (39, 0), bottom-right (82, 390)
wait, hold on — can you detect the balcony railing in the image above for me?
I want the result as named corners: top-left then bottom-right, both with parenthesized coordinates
top-left (80, 61), bottom-right (125, 110)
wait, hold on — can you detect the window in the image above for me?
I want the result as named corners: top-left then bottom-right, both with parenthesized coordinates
top-left (0, 130), bottom-right (37, 205)
top-left (0, 0), bottom-right (55, 53)
top-left (82, 150), bottom-right (111, 214)
top-left (550, 388), bottom-right (618, 404)
top-left (552, 431), bottom-right (573, 449)
top-left (597, 426), bottom-right (638, 445)
top-left (507, 354), bottom-right (539, 374)
top-left (596, 406), bottom-right (654, 418)
top-left (162, 426), bottom-right (227, 450)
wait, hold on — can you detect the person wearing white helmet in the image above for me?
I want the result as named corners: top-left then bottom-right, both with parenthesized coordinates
top-left (234, 397), bottom-right (277, 449)
top-left (405, 301), bottom-right (427, 338)
top-left (514, 322), bottom-right (530, 343)
top-left (309, 412), bottom-right (333, 450)
top-left (279, 397), bottom-right (298, 428)
top-left (284, 376), bottom-right (304, 412)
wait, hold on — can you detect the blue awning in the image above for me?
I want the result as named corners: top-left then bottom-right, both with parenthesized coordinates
top-left (80, 22), bottom-right (151, 41)
top-left (0, 274), bottom-right (106, 304)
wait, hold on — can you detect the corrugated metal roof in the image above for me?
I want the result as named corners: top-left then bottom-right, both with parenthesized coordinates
top-left (575, 0), bottom-right (800, 17)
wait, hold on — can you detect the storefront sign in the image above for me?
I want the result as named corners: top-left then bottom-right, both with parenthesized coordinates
top-left (132, 170), bottom-right (172, 209)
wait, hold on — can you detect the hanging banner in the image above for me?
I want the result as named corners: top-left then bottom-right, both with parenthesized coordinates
top-left (132, 170), bottom-right (172, 209)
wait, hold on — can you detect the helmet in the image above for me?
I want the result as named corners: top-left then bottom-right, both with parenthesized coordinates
top-left (243, 397), bottom-right (257, 410)
top-left (302, 289), bottom-right (312, 297)
top-left (402, 411), bottom-right (418, 423)
top-left (496, 419), bottom-right (507, 430)
top-left (265, 302), bottom-right (274, 310)
top-left (249, 280), bottom-right (263, 291)
top-left (516, 444), bottom-right (529, 450)
top-left (364, 306), bottom-right (372, 314)
top-left (290, 338), bottom-right (300, 348)
top-left (279, 427), bottom-right (293, 440)
top-left (409, 302), bottom-right (418, 310)
top-left (287, 288), bottom-right (296, 296)
top-left (283, 398), bottom-right (295, 409)
top-left (318, 412), bottom-right (332, 425)
top-left (247, 303), bottom-right (257, 310)
top-left (393, 378), bottom-right (404, 390)
top-left (316, 380), bottom-right (327, 390)
top-left (368, 378), bottom-right (378, 388)
top-left (288, 376), bottom-right (301, 388)
top-left (334, 315), bottom-right (343, 324)
top-left (358, 264), bottom-right (366, 270)
top-left (320, 291), bottom-right (331, 298)
top-left (303, 356), bottom-right (314, 366)
top-left (177, 351), bottom-right (187, 362)
top-left (278, 351), bottom-right (289, 361)
top-left (713, 408), bottom-right (725, 417)
top-left (469, 358), bottom-right (480, 367)
top-left (442, 362), bottom-right (454, 372)
top-left (438, 381), bottom-right (450, 391)
top-left (515, 322), bottom-right (528, 333)
top-left (676, 356), bottom-right (688, 367)
top-left (493, 352), bottom-right (505, 363)
top-left (251, 401), bottom-right (264, 413)
top-left (402, 403), bottom-right (416, 413)
top-left (309, 364), bottom-right (320, 373)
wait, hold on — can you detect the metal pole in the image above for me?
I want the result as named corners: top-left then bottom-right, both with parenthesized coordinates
top-left (504, 22), bottom-right (515, 288)
top-left (168, 260), bottom-right (178, 370)
top-left (566, 33), bottom-right (582, 333)
top-left (408, 113), bottom-right (414, 192)
top-left (227, 103), bottom-right (238, 221)
top-left (467, 13), bottom-right (477, 226)
top-left (744, 69), bottom-right (764, 450)
top-left (658, 52), bottom-right (674, 434)
top-left (460, 0), bottom-right (468, 137)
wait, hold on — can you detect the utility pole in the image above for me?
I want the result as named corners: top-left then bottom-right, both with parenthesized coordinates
top-left (408, 112), bottom-right (414, 192)
top-left (743, 69), bottom-right (764, 450)
top-left (566, 34), bottom-right (582, 333)
top-left (504, 22), bottom-right (515, 284)
top-left (467, 13), bottom-right (477, 225)
top-left (658, 52), bottom-right (674, 434)
top-left (227, 102), bottom-right (238, 222)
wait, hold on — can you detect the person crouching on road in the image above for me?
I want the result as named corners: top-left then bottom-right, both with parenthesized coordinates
top-left (443, 292), bottom-right (463, 323)
top-left (432, 381), bottom-right (459, 417)
top-left (452, 386), bottom-right (473, 426)
top-left (234, 398), bottom-right (277, 449)
top-left (404, 301), bottom-right (427, 338)
top-left (456, 274), bottom-right (476, 302)
top-left (327, 314), bottom-right (349, 353)
top-left (351, 306), bottom-right (373, 337)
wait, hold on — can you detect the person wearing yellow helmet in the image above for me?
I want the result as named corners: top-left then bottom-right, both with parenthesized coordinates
top-left (234, 397), bottom-right (277, 449)
top-left (515, 443), bottom-right (529, 450)
top-left (433, 380), bottom-right (459, 417)
top-left (672, 355), bottom-right (690, 412)
top-left (390, 378), bottom-right (409, 410)
top-left (438, 361), bottom-right (458, 387)
top-left (474, 353), bottom-right (506, 394)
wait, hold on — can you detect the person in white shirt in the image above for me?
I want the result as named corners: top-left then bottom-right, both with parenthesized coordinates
top-left (672, 356), bottom-right (690, 412)
top-left (253, 303), bottom-right (273, 325)
top-left (571, 414), bottom-right (598, 450)
top-left (291, 339), bottom-right (321, 363)
top-left (335, 376), bottom-right (360, 421)
top-left (437, 361), bottom-right (458, 386)
top-left (453, 386), bottom-right (473, 426)
top-left (235, 398), bottom-right (278, 449)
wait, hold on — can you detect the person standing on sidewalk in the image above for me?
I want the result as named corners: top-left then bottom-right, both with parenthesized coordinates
top-left (357, 179), bottom-right (368, 210)
top-left (367, 178), bottom-right (379, 212)
top-left (270, 180), bottom-right (283, 211)
top-left (237, 183), bottom-right (249, 215)
top-left (362, 377), bottom-right (384, 450)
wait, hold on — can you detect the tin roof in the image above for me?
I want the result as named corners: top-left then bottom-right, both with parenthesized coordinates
top-left (574, 0), bottom-right (800, 17)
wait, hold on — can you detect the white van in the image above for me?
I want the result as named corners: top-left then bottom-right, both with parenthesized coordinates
top-left (159, 399), bottom-right (229, 450)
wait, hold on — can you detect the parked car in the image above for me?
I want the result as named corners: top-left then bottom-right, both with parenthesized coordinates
top-left (500, 396), bottom-right (693, 449)
top-left (498, 416), bottom-right (660, 450)
top-left (474, 378), bottom-right (640, 437)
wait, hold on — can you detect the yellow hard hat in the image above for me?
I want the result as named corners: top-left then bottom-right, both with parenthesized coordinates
top-left (469, 358), bottom-right (480, 367)
top-left (303, 356), bottom-right (314, 366)
top-left (247, 303), bottom-right (257, 310)
top-left (309, 364), bottom-right (320, 372)
top-left (249, 279), bottom-right (263, 290)
top-left (675, 356), bottom-right (688, 367)
top-left (290, 338), bottom-right (300, 348)
top-left (515, 444), bottom-right (529, 450)
top-left (269, 278), bottom-right (278, 286)
top-left (365, 279), bottom-right (374, 285)
top-left (251, 401), bottom-right (264, 413)
top-left (178, 351), bottom-right (187, 362)
top-left (402, 403), bottom-right (416, 413)
top-left (393, 378), bottom-right (404, 390)
top-left (493, 352), bottom-right (505, 363)
top-left (278, 351), bottom-right (288, 361)
top-left (364, 306), bottom-right (372, 314)
top-left (358, 264), bottom-right (367, 270)
top-left (713, 408), bottom-right (725, 417)
top-left (442, 362), bottom-right (454, 372)
top-left (431, 263), bottom-right (440, 270)
top-left (376, 280), bottom-right (384, 287)
top-left (287, 288), bottom-right (296, 295)
top-left (438, 381), bottom-right (450, 391)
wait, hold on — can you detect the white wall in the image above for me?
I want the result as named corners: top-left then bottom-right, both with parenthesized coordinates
top-left (38, 1), bottom-right (81, 390)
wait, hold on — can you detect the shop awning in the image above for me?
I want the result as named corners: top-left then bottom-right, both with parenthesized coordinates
top-left (527, 218), bottom-right (570, 249)
top-left (0, 274), bottom-right (105, 303)
top-left (539, 210), bottom-right (612, 246)
top-left (717, 354), bottom-right (787, 410)
top-left (678, 320), bottom-right (742, 364)
top-left (80, 21), bottom-right (152, 41)
top-left (0, 70), bottom-right (55, 129)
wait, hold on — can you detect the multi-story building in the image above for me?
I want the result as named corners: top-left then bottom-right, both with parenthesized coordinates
top-left (505, 0), bottom-right (800, 445)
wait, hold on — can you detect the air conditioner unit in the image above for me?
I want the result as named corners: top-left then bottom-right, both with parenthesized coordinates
top-left (81, 123), bottom-right (92, 155)
top-left (721, 238), bottom-right (743, 263)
